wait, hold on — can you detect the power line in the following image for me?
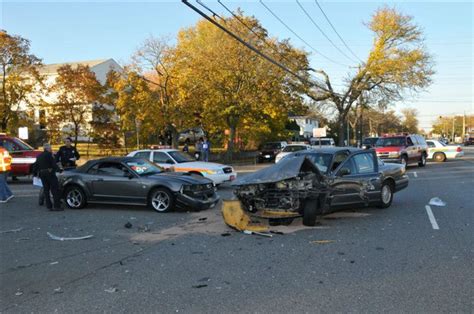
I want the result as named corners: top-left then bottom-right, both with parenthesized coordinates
top-left (216, 0), bottom-right (329, 87)
top-left (295, 0), bottom-right (358, 64)
top-left (313, 0), bottom-right (363, 63)
top-left (181, 0), bottom-right (333, 95)
top-left (259, 0), bottom-right (349, 68)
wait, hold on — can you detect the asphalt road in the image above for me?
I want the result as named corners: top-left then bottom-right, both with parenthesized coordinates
top-left (1, 148), bottom-right (473, 313)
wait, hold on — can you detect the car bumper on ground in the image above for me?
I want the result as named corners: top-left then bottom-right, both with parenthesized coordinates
top-left (395, 174), bottom-right (409, 192)
top-left (175, 192), bottom-right (220, 211)
top-left (206, 172), bottom-right (237, 185)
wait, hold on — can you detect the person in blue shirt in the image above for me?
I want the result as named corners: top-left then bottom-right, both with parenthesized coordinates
top-left (202, 137), bottom-right (210, 162)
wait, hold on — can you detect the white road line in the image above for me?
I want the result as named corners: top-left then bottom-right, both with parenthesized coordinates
top-left (425, 205), bottom-right (439, 230)
top-left (413, 172), bottom-right (418, 178)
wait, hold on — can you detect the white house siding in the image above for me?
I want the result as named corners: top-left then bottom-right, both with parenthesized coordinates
top-left (290, 116), bottom-right (319, 138)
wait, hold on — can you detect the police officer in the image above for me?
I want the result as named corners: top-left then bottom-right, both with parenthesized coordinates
top-left (56, 137), bottom-right (80, 169)
top-left (34, 143), bottom-right (62, 211)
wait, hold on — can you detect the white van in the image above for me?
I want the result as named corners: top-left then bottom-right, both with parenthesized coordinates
top-left (310, 137), bottom-right (336, 147)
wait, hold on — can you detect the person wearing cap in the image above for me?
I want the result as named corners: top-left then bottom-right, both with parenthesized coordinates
top-left (0, 147), bottom-right (14, 203)
top-left (33, 143), bottom-right (62, 211)
top-left (55, 137), bottom-right (80, 169)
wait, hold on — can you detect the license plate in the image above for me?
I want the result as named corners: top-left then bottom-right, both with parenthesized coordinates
top-left (265, 155), bottom-right (271, 158)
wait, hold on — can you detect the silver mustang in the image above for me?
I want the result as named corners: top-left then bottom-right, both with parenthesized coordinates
top-left (58, 157), bottom-right (219, 212)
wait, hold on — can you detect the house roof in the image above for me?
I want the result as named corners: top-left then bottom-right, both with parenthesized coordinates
top-left (39, 59), bottom-right (111, 75)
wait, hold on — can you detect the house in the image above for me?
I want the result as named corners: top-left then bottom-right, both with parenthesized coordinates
top-left (24, 59), bottom-right (123, 142)
top-left (289, 116), bottom-right (319, 138)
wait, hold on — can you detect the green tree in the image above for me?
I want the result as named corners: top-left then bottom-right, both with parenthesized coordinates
top-left (0, 30), bottom-right (42, 132)
top-left (309, 7), bottom-right (434, 145)
top-left (401, 108), bottom-right (419, 133)
top-left (172, 14), bottom-right (309, 158)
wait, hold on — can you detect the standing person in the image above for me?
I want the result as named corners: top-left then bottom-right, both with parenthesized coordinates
top-left (202, 137), bottom-right (211, 162)
top-left (0, 147), bottom-right (14, 203)
top-left (183, 142), bottom-right (189, 153)
top-left (195, 138), bottom-right (203, 161)
top-left (34, 143), bottom-right (62, 211)
top-left (55, 137), bottom-right (80, 169)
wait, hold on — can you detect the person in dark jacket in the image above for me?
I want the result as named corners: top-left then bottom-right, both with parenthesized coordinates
top-left (33, 143), bottom-right (62, 211)
top-left (55, 137), bottom-right (80, 169)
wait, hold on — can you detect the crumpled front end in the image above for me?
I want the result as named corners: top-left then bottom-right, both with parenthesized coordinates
top-left (233, 156), bottom-right (327, 217)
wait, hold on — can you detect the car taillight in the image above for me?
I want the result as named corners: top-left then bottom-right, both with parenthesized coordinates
top-left (456, 147), bottom-right (462, 152)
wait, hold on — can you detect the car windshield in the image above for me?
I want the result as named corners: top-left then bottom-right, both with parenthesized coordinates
top-left (262, 143), bottom-right (281, 150)
top-left (376, 137), bottom-right (406, 147)
top-left (283, 145), bottom-right (307, 152)
top-left (126, 159), bottom-right (163, 176)
top-left (0, 137), bottom-right (33, 151)
top-left (168, 151), bottom-right (195, 163)
top-left (305, 153), bottom-right (332, 173)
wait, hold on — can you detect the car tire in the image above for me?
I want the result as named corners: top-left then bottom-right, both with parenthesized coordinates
top-left (64, 185), bottom-right (87, 209)
top-left (418, 153), bottom-right (427, 167)
top-left (149, 188), bottom-right (175, 213)
top-left (401, 155), bottom-right (408, 167)
top-left (433, 152), bottom-right (446, 162)
top-left (377, 181), bottom-right (394, 209)
top-left (303, 199), bottom-right (318, 227)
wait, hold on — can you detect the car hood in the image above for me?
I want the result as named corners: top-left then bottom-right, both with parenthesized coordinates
top-left (233, 155), bottom-right (322, 186)
top-left (376, 146), bottom-right (403, 153)
top-left (174, 161), bottom-right (229, 170)
top-left (150, 172), bottom-right (213, 184)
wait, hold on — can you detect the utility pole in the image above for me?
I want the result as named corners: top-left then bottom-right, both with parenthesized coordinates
top-left (451, 116), bottom-right (455, 143)
top-left (462, 112), bottom-right (466, 141)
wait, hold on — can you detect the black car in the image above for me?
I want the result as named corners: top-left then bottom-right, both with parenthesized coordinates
top-left (464, 137), bottom-right (474, 146)
top-left (362, 137), bottom-right (379, 149)
top-left (257, 141), bottom-right (287, 163)
top-left (58, 157), bottom-right (219, 212)
top-left (234, 147), bottom-right (408, 226)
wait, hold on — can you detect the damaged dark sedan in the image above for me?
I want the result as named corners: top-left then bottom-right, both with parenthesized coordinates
top-left (233, 147), bottom-right (408, 226)
top-left (58, 157), bottom-right (219, 212)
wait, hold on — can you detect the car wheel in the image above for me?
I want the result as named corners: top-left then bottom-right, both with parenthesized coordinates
top-left (377, 182), bottom-right (394, 209)
top-left (149, 188), bottom-right (175, 213)
top-left (303, 199), bottom-right (318, 226)
top-left (64, 185), bottom-right (87, 209)
top-left (401, 155), bottom-right (408, 168)
top-left (418, 153), bottom-right (427, 167)
top-left (433, 152), bottom-right (446, 162)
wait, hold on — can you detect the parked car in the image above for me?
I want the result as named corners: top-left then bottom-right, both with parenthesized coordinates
top-left (178, 127), bottom-right (206, 144)
top-left (127, 149), bottom-right (237, 185)
top-left (59, 157), bottom-right (219, 212)
top-left (309, 137), bottom-right (335, 147)
top-left (0, 133), bottom-right (41, 177)
top-left (375, 134), bottom-right (428, 167)
top-left (275, 144), bottom-right (311, 163)
top-left (426, 139), bottom-right (464, 162)
top-left (362, 137), bottom-right (379, 149)
top-left (257, 141), bottom-right (288, 163)
top-left (234, 147), bottom-right (408, 226)
top-left (464, 137), bottom-right (474, 146)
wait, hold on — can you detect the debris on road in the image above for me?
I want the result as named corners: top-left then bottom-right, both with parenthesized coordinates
top-left (49, 261), bottom-right (59, 265)
top-left (124, 222), bottom-right (133, 229)
top-left (198, 217), bottom-right (207, 221)
top-left (429, 197), bottom-right (446, 207)
top-left (243, 230), bottom-right (272, 238)
top-left (270, 230), bottom-right (284, 235)
top-left (104, 287), bottom-right (119, 293)
top-left (221, 200), bottom-right (268, 232)
top-left (15, 291), bottom-right (23, 296)
top-left (138, 225), bottom-right (150, 232)
top-left (192, 284), bottom-right (208, 289)
top-left (220, 232), bottom-right (231, 237)
top-left (0, 227), bottom-right (23, 234)
top-left (310, 240), bottom-right (335, 244)
top-left (53, 287), bottom-right (63, 294)
top-left (47, 232), bottom-right (94, 241)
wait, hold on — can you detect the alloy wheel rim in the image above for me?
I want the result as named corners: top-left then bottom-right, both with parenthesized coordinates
top-left (381, 185), bottom-right (391, 204)
top-left (152, 191), bottom-right (170, 211)
top-left (67, 189), bottom-right (82, 208)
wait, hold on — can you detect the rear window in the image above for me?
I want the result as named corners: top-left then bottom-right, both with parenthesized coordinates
top-left (376, 137), bottom-right (406, 147)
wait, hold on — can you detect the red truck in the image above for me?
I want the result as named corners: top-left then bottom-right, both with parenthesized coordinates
top-left (0, 133), bottom-right (42, 177)
top-left (375, 134), bottom-right (428, 167)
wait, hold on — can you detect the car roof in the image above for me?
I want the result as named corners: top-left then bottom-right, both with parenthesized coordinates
top-left (300, 146), bottom-right (363, 154)
top-left (132, 149), bottom-right (178, 153)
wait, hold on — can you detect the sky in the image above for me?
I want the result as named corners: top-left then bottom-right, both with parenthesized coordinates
top-left (2, 0), bottom-right (473, 131)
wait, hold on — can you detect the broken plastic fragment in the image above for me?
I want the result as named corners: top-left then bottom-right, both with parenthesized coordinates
top-left (243, 230), bottom-right (272, 238)
top-left (310, 240), bottom-right (335, 244)
top-left (104, 287), bottom-right (119, 293)
top-left (429, 197), bottom-right (446, 207)
top-left (47, 232), bottom-right (93, 241)
top-left (0, 227), bottom-right (23, 234)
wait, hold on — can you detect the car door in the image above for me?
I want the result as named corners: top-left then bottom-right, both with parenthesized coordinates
top-left (406, 136), bottom-right (417, 163)
top-left (328, 151), bottom-right (380, 208)
top-left (89, 161), bottom-right (144, 203)
top-left (152, 151), bottom-right (176, 169)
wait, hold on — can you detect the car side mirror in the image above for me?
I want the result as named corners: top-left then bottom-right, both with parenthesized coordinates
top-left (123, 170), bottom-right (134, 179)
top-left (338, 168), bottom-right (351, 176)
